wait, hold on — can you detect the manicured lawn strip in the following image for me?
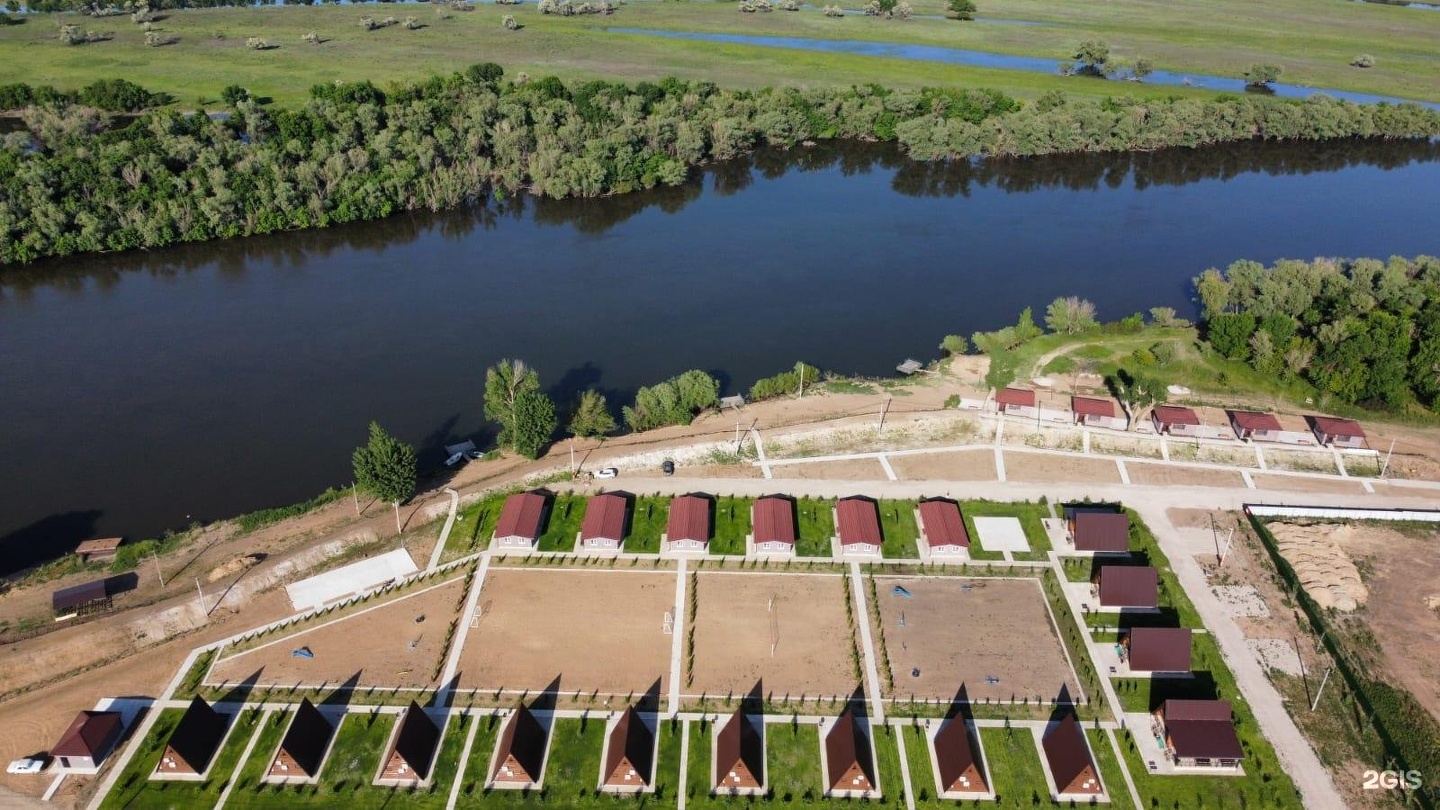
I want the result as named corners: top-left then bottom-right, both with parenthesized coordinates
top-left (1086, 728), bottom-right (1137, 810)
top-left (796, 497), bottom-right (836, 558)
top-left (230, 709), bottom-right (291, 793)
top-left (1061, 557), bottom-right (1091, 582)
top-left (710, 496), bottom-right (751, 556)
top-left (976, 726), bottom-right (1050, 807)
top-left (877, 500), bottom-right (920, 560)
top-left (868, 723), bottom-right (908, 807)
top-left (1118, 725), bottom-right (1303, 810)
top-left (536, 495), bottom-right (587, 553)
top-left (625, 495), bottom-right (670, 554)
top-left (766, 719), bottom-right (826, 803)
top-left (456, 712), bottom-right (502, 799)
top-left (102, 706), bottom-right (263, 809)
top-left (652, 717), bottom-right (683, 805)
top-left (901, 724), bottom-right (948, 809)
top-left (683, 719), bottom-right (718, 809)
top-left (959, 499), bottom-right (1050, 559)
top-left (1037, 569), bottom-right (1101, 714)
top-left (450, 494), bottom-right (508, 559)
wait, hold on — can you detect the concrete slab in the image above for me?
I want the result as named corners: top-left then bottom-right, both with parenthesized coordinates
top-left (972, 517), bottom-right (1029, 553)
top-left (285, 548), bottom-right (418, 611)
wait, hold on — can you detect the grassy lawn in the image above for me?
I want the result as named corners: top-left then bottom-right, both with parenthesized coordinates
top-left (1037, 569), bottom-right (1101, 715)
top-left (795, 497), bottom-right (835, 559)
top-left (766, 719), bottom-right (826, 804)
top-left (102, 706), bottom-right (263, 810)
top-left (536, 494), bottom-right (587, 553)
top-left (868, 723), bottom-right (908, 808)
top-left (710, 496), bottom-right (751, 556)
top-left (877, 499), bottom-right (920, 560)
top-left (1118, 724), bottom-right (1304, 809)
top-left (977, 726), bottom-right (1050, 807)
top-left (229, 709), bottom-right (292, 794)
top-left (446, 493), bottom-right (507, 560)
top-left (624, 495), bottom-right (670, 555)
top-left (1086, 728), bottom-right (1137, 810)
top-left (959, 499), bottom-right (1050, 560)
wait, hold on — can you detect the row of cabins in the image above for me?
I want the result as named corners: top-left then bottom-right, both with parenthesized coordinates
top-left (994, 387), bottom-right (1368, 447)
top-left (493, 492), bottom-right (978, 559)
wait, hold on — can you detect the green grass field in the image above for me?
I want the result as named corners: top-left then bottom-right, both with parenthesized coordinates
top-left (876, 499), bottom-right (920, 559)
top-left (102, 706), bottom-right (263, 810)
top-left (976, 725), bottom-right (1049, 807)
top-left (959, 499), bottom-right (1050, 561)
top-left (5, 0), bottom-right (1439, 106)
top-left (1086, 728), bottom-right (1137, 810)
top-left (536, 494), bottom-right (587, 553)
top-left (795, 497), bottom-right (835, 558)
top-left (624, 495), bottom-right (670, 554)
top-left (710, 496), bottom-right (750, 556)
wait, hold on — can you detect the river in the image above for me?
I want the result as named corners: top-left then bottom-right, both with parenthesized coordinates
top-left (3, 138), bottom-right (1440, 574)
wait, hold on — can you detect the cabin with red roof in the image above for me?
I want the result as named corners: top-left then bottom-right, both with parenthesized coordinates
top-left (601, 707), bottom-right (655, 793)
top-left (153, 697), bottom-right (230, 780)
top-left (824, 707), bottom-right (877, 797)
top-left (493, 491), bottom-right (550, 550)
top-left (665, 495), bottom-right (711, 553)
top-left (1066, 509), bottom-right (1130, 554)
top-left (995, 387), bottom-right (1036, 416)
top-left (1308, 415), bottom-right (1367, 448)
top-left (1094, 566), bottom-right (1159, 610)
top-left (52, 710), bottom-right (124, 773)
top-left (917, 499), bottom-right (968, 558)
top-left (1228, 410), bottom-right (1284, 442)
top-left (1154, 700), bottom-right (1244, 769)
top-left (714, 709), bottom-right (765, 793)
top-left (376, 702), bottom-right (442, 786)
top-left (835, 497), bottom-right (882, 558)
top-left (1151, 405), bottom-right (1203, 437)
top-left (932, 717), bottom-right (987, 796)
top-left (580, 493), bottom-right (629, 551)
top-left (1071, 396), bottom-right (1124, 429)
top-left (1123, 627), bottom-right (1193, 675)
top-left (491, 706), bottom-right (549, 787)
top-left (751, 496), bottom-right (796, 557)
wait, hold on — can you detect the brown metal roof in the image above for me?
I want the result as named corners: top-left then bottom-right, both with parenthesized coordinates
top-left (384, 701), bottom-right (440, 780)
top-left (714, 709), bottom-right (764, 790)
top-left (271, 698), bottom-right (333, 778)
top-left (824, 707), bottom-right (875, 792)
top-left (160, 696), bottom-right (228, 775)
top-left (603, 707), bottom-right (653, 787)
top-left (752, 496), bottom-right (796, 546)
top-left (1127, 627), bottom-right (1192, 672)
top-left (667, 495), bottom-right (711, 544)
top-left (1310, 415), bottom-right (1365, 438)
top-left (74, 538), bottom-right (123, 555)
top-left (1073, 513), bottom-right (1129, 553)
top-left (581, 494), bottom-right (629, 543)
top-left (996, 387), bottom-right (1036, 408)
top-left (492, 706), bottom-right (547, 783)
top-left (933, 718), bottom-right (986, 793)
top-left (1071, 396), bottom-right (1115, 418)
top-left (1229, 410), bottom-right (1283, 432)
top-left (52, 579), bottom-right (110, 613)
top-left (494, 492), bottom-right (548, 542)
top-left (1161, 701), bottom-right (1243, 761)
top-left (1152, 405), bottom-right (1201, 427)
top-left (836, 497), bottom-right (882, 548)
top-left (1042, 713), bottom-right (1100, 795)
top-left (918, 499), bottom-right (968, 549)
top-left (1097, 566), bottom-right (1159, 608)
top-left (52, 711), bottom-right (123, 758)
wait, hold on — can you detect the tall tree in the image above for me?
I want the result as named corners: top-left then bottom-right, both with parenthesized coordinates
top-left (568, 389), bottom-right (617, 438)
top-left (1243, 63), bottom-right (1282, 88)
top-left (1071, 40), bottom-right (1111, 75)
top-left (484, 358), bottom-right (540, 446)
top-left (352, 421), bottom-right (417, 533)
top-left (1107, 369), bottom-right (1166, 431)
top-left (946, 0), bottom-right (976, 19)
top-left (1044, 296), bottom-right (1098, 334)
top-left (511, 389), bottom-right (558, 459)
top-left (939, 334), bottom-right (969, 356)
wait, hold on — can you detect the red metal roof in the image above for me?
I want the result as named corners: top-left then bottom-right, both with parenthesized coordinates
top-left (74, 538), bottom-right (123, 555)
top-left (824, 707), bottom-right (875, 792)
top-left (933, 718), bottom-right (986, 793)
top-left (495, 492), bottom-right (547, 541)
top-left (52, 711), bottom-right (123, 758)
top-left (1127, 627), bottom-right (1192, 672)
top-left (836, 498), bottom-right (882, 547)
top-left (752, 497), bottom-right (796, 546)
top-left (1310, 415), bottom-right (1365, 438)
top-left (581, 494), bottom-right (628, 543)
top-left (1229, 410), bottom-right (1283, 432)
top-left (1097, 566), bottom-right (1159, 608)
top-left (667, 495), bottom-right (711, 544)
top-left (918, 499), bottom-right (968, 549)
top-left (1161, 700), bottom-right (1243, 761)
top-left (1153, 405), bottom-right (1200, 426)
top-left (996, 387), bottom-right (1035, 408)
top-left (1073, 513), bottom-right (1129, 553)
top-left (1071, 396), bottom-right (1115, 418)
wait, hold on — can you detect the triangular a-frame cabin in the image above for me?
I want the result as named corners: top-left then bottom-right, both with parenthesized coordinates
top-left (714, 708), bottom-right (764, 791)
top-left (602, 707), bottom-right (654, 789)
top-left (378, 701), bottom-right (441, 784)
top-left (154, 696), bottom-right (229, 777)
top-left (933, 717), bottom-right (986, 794)
top-left (492, 706), bottom-right (548, 785)
top-left (824, 707), bottom-right (875, 793)
top-left (268, 698), bottom-right (334, 780)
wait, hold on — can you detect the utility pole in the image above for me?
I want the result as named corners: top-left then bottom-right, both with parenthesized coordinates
top-left (352, 481), bottom-right (360, 515)
top-left (878, 397), bottom-right (891, 434)
top-left (1380, 438), bottom-right (1396, 478)
top-left (1311, 666), bottom-right (1334, 711)
top-left (152, 551), bottom-right (165, 588)
top-left (393, 502), bottom-right (402, 535)
top-left (194, 577), bottom-right (204, 614)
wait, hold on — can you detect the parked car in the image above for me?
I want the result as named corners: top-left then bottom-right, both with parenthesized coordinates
top-left (444, 452), bottom-right (465, 467)
top-left (594, 467), bottom-right (619, 479)
top-left (661, 459), bottom-right (675, 476)
top-left (7, 757), bottom-right (47, 775)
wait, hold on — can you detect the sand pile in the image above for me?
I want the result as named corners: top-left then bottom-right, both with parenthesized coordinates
top-left (1425, 594), bottom-right (1440, 612)
top-left (206, 554), bottom-right (263, 583)
top-left (1268, 523), bottom-right (1369, 612)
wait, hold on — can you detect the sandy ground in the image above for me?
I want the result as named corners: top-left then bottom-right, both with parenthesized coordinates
top-left (1263, 450), bottom-right (1342, 475)
top-left (209, 577), bottom-right (467, 690)
top-left (672, 463), bottom-right (763, 480)
top-left (888, 450), bottom-right (997, 482)
top-left (1126, 463), bottom-right (1244, 488)
top-left (1003, 454), bottom-right (1121, 485)
top-left (768, 459), bottom-right (888, 481)
top-left (688, 572), bottom-right (855, 701)
top-left (456, 568), bottom-right (675, 697)
top-left (1251, 475), bottom-right (1367, 495)
top-left (870, 577), bottom-right (1080, 705)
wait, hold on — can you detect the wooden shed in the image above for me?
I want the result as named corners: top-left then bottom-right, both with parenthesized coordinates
top-left (824, 707), bottom-right (876, 795)
top-left (602, 707), bottom-right (654, 791)
top-left (267, 698), bottom-right (335, 782)
top-left (714, 708), bottom-right (764, 792)
top-left (835, 497), bottom-right (882, 557)
top-left (932, 718), bottom-right (986, 795)
top-left (74, 538), bottom-right (124, 563)
top-left (52, 579), bottom-right (113, 619)
top-left (580, 493), bottom-right (629, 551)
top-left (917, 499), bottom-right (969, 557)
top-left (751, 496), bottom-right (796, 555)
top-left (52, 710), bottom-right (124, 772)
top-left (493, 491), bottom-right (550, 549)
top-left (154, 697), bottom-right (229, 779)
top-left (377, 702), bottom-right (441, 785)
top-left (1042, 713), bottom-right (1102, 796)
top-left (665, 495), bottom-right (712, 553)
top-left (492, 705), bottom-right (548, 786)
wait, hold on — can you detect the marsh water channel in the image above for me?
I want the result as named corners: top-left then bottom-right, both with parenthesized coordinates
top-left (3, 138), bottom-right (1440, 572)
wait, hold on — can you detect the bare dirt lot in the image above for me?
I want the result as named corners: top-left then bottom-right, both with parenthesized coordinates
top-left (456, 568), bottom-right (675, 697)
top-left (889, 450), bottom-right (997, 482)
top-left (768, 458), bottom-right (888, 481)
top-left (673, 463), bottom-right (764, 480)
top-left (209, 577), bottom-right (467, 690)
top-left (688, 572), bottom-right (856, 701)
top-left (1003, 453), bottom-right (1121, 485)
top-left (1126, 463), bottom-right (1244, 488)
top-left (1251, 474), bottom-right (1368, 495)
top-left (870, 576), bottom-right (1080, 704)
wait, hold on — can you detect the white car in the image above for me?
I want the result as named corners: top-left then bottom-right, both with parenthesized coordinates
top-left (7, 758), bottom-right (47, 775)
top-left (594, 467), bottom-right (619, 479)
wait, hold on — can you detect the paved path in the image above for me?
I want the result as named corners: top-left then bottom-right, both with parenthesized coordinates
top-left (668, 558), bottom-right (688, 716)
top-left (892, 723), bottom-right (917, 810)
top-left (1105, 727), bottom-right (1143, 809)
top-left (677, 718), bottom-right (691, 810)
top-left (213, 707), bottom-right (272, 809)
top-left (427, 487), bottom-right (460, 570)
top-left (438, 553), bottom-right (491, 707)
top-left (750, 428), bottom-right (773, 479)
top-left (847, 563), bottom-right (887, 723)
top-left (878, 454), bottom-right (898, 482)
top-left (445, 711), bottom-right (482, 810)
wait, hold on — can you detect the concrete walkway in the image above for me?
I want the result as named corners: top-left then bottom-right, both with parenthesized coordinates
top-left (848, 563), bottom-right (887, 723)
top-left (438, 553), bottom-right (491, 707)
top-left (750, 428), bottom-right (773, 479)
top-left (213, 707), bottom-right (272, 809)
top-left (668, 558), bottom-right (688, 716)
top-left (892, 723), bottom-right (917, 810)
top-left (444, 711), bottom-right (481, 810)
top-left (677, 718), bottom-right (691, 810)
top-left (427, 487), bottom-right (460, 570)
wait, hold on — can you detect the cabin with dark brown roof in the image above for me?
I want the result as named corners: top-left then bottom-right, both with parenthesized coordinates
top-left (1042, 713), bottom-right (1102, 797)
top-left (1308, 415), bottom-right (1367, 448)
top-left (602, 707), bottom-right (654, 792)
top-left (1071, 512), bottom-right (1130, 554)
top-left (714, 709), bottom-right (765, 792)
top-left (1155, 700), bottom-right (1244, 769)
top-left (267, 698), bottom-right (335, 782)
top-left (1151, 405), bottom-right (1202, 437)
top-left (491, 706), bottom-right (548, 786)
top-left (52, 711), bottom-right (124, 772)
top-left (377, 702), bottom-right (441, 785)
top-left (1094, 566), bottom-right (1159, 609)
top-left (666, 495), bottom-right (712, 553)
top-left (932, 718), bottom-right (986, 795)
top-left (154, 696), bottom-right (229, 779)
top-left (1228, 410), bottom-right (1284, 442)
top-left (751, 496), bottom-right (796, 556)
top-left (580, 493), bottom-right (629, 551)
top-left (494, 491), bottom-right (550, 549)
top-left (824, 707), bottom-right (876, 796)
top-left (917, 499), bottom-right (969, 557)
top-left (1124, 627), bottom-right (1192, 674)
top-left (835, 497), bottom-right (882, 558)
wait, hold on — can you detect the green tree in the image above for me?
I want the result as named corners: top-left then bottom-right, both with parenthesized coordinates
top-left (1106, 369), bottom-right (1166, 431)
top-left (351, 421), bottom-right (417, 532)
top-left (568, 389), bottom-right (617, 438)
top-left (1193, 268), bottom-right (1233, 321)
top-left (1044, 296), bottom-right (1098, 334)
top-left (221, 85), bottom-right (250, 106)
top-left (1071, 40), bottom-right (1111, 75)
top-left (1206, 313), bottom-right (1258, 359)
top-left (1243, 63), bottom-right (1282, 88)
top-left (623, 370), bottom-right (719, 432)
top-left (1014, 307), bottom-right (1043, 344)
top-left (511, 389), bottom-right (557, 459)
top-left (940, 334), bottom-right (969, 356)
top-left (1132, 58), bottom-right (1153, 81)
top-left (484, 358), bottom-right (540, 447)
top-left (946, 0), bottom-right (976, 19)
top-left (1148, 307), bottom-right (1188, 328)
